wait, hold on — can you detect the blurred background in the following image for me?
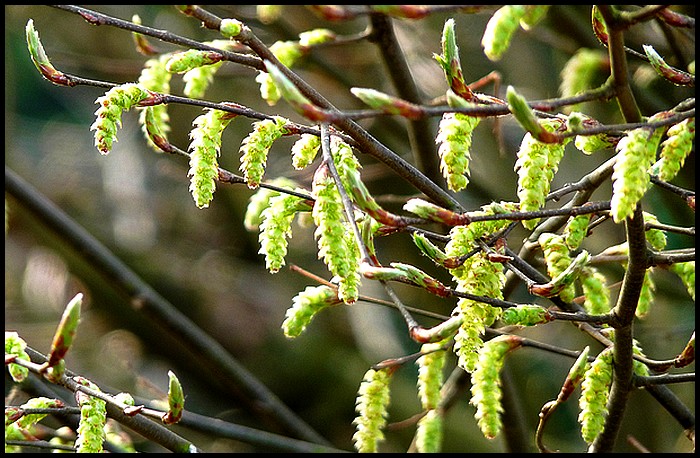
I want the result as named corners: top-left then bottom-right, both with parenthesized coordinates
top-left (5, 5), bottom-right (694, 452)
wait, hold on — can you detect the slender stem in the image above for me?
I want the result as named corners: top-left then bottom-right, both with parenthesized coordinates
top-left (5, 166), bottom-right (331, 446)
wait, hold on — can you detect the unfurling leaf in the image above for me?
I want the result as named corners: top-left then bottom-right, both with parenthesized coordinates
top-left (5, 331), bottom-right (30, 382)
top-left (25, 19), bottom-right (72, 86)
top-left (162, 371), bottom-right (184, 424)
top-left (45, 293), bottom-right (82, 374)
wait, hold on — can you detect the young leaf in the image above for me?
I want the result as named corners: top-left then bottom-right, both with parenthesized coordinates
top-left (162, 370), bottom-right (184, 424)
top-left (45, 293), bottom-right (82, 372)
top-left (25, 19), bottom-right (72, 86)
top-left (5, 331), bottom-right (30, 382)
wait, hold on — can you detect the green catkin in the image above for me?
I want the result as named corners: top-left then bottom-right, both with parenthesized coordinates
top-left (258, 192), bottom-right (312, 273)
top-left (452, 251), bottom-right (505, 372)
top-left (579, 267), bottom-right (611, 315)
top-left (137, 54), bottom-right (172, 151)
top-left (187, 109), bottom-right (236, 208)
top-left (243, 177), bottom-right (300, 231)
top-left (256, 40), bottom-right (304, 105)
top-left (578, 347), bottom-right (613, 445)
top-left (610, 123), bottom-right (665, 222)
top-left (5, 331), bottom-right (30, 382)
top-left (74, 379), bottom-right (107, 453)
top-left (417, 342), bottom-right (447, 410)
top-left (165, 48), bottom-right (224, 74)
top-left (500, 304), bottom-right (550, 326)
top-left (650, 117), bottom-right (695, 182)
top-left (415, 409), bottom-right (443, 453)
top-left (436, 112), bottom-right (480, 191)
top-left (559, 49), bottom-right (608, 111)
top-left (353, 368), bottom-right (392, 453)
top-left (636, 268), bottom-right (656, 318)
top-left (538, 233), bottom-right (576, 303)
top-left (563, 213), bottom-right (591, 250)
top-left (291, 133), bottom-right (321, 170)
top-left (481, 5), bottom-right (527, 61)
top-left (642, 212), bottom-right (667, 251)
top-left (670, 261), bottom-right (695, 301)
top-left (239, 116), bottom-right (289, 189)
top-left (91, 83), bottom-right (152, 155)
top-left (312, 168), bottom-right (360, 304)
top-left (282, 285), bottom-right (342, 338)
top-left (182, 40), bottom-right (241, 98)
top-left (514, 119), bottom-right (570, 229)
top-left (470, 336), bottom-right (520, 439)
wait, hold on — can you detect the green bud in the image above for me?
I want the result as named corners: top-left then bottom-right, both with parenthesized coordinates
top-left (350, 87), bottom-right (422, 119)
top-left (434, 19), bottom-right (471, 99)
top-left (500, 304), bottom-right (552, 326)
top-left (298, 28), bottom-right (336, 47)
top-left (219, 18), bottom-right (243, 38)
top-left (643, 44), bottom-right (694, 86)
top-left (25, 19), bottom-right (72, 86)
top-left (5, 331), bottom-right (30, 382)
top-left (162, 370), bottom-right (184, 424)
top-left (46, 293), bottom-right (82, 371)
top-left (165, 49), bottom-right (224, 74)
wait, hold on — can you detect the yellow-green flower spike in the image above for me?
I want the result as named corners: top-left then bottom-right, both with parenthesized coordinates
top-left (165, 49), bottom-right (225, 74)
top-left (650, 117), bottom-right (694, 182)
top-left (138, 54), bottom-right (172, 151)
top-left (5, 331), bottom-right (30, 382)
top-left (670, 261), bottom-right (695, 301)
top-left (470, 335), bottom-right (522, 439)
top-left (481, 6), bottom-right (527, 61)
top-left (312, 165), bottom-right (360, 304)
top-left (435, 111), bottom-right (480, 192)
top-left (91, 83), bottom-right (156, 155)
top-left (239, 116), bottom-right (289, 189)
top-left (578, 348), bottom-right (613, 445)
top-left (258, 191), bottom-right (312, 273)
top-left (12, 397), bottom-right (65, 430)
top-left (187, 109), bottom-right (237, 208)
top-left (643, 212), bottom-right (667, 251)
top-left (559, 49), bottom-right (608, 109)
top-left (500, 304), bottom-right (553, 327)
top-left (282, 285), bottom-right (342, 338)
top-left (46, 293), bottom-right (82, 372)
top-left (74, 377), bottom-right (107, 453)
top-left (291, 133), bottom-right (321, 170)
top-left (298, 28), bottom-right (336, 47)
top-left (563, 213), bottom-right (591, 250)
top-left (352, 368), bottom-right (392, 453)
top-left (636, 268), bottom-right (656, 318)
top-left (519, 5), bottom-right (550, 30)
top-left (417, 342), bottom-right (447, 410)
top-left (537, 233), bottom-right (576, 303)
top-left (514, 118), bottom-right (569, 229)
top-left (415, 409), bottom-right (444, 453)
top-left (243, 177), bottom-right (300, 231)
top-left (162, 370), bottom-right (184, 424)
top-left (610, 122), bottom-right (665, 222)
top-left (580, 267), bottom-right (611, 315)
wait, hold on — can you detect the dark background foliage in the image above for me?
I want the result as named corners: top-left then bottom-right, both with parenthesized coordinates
top-left (5, 5), bottom-right (694, 452)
